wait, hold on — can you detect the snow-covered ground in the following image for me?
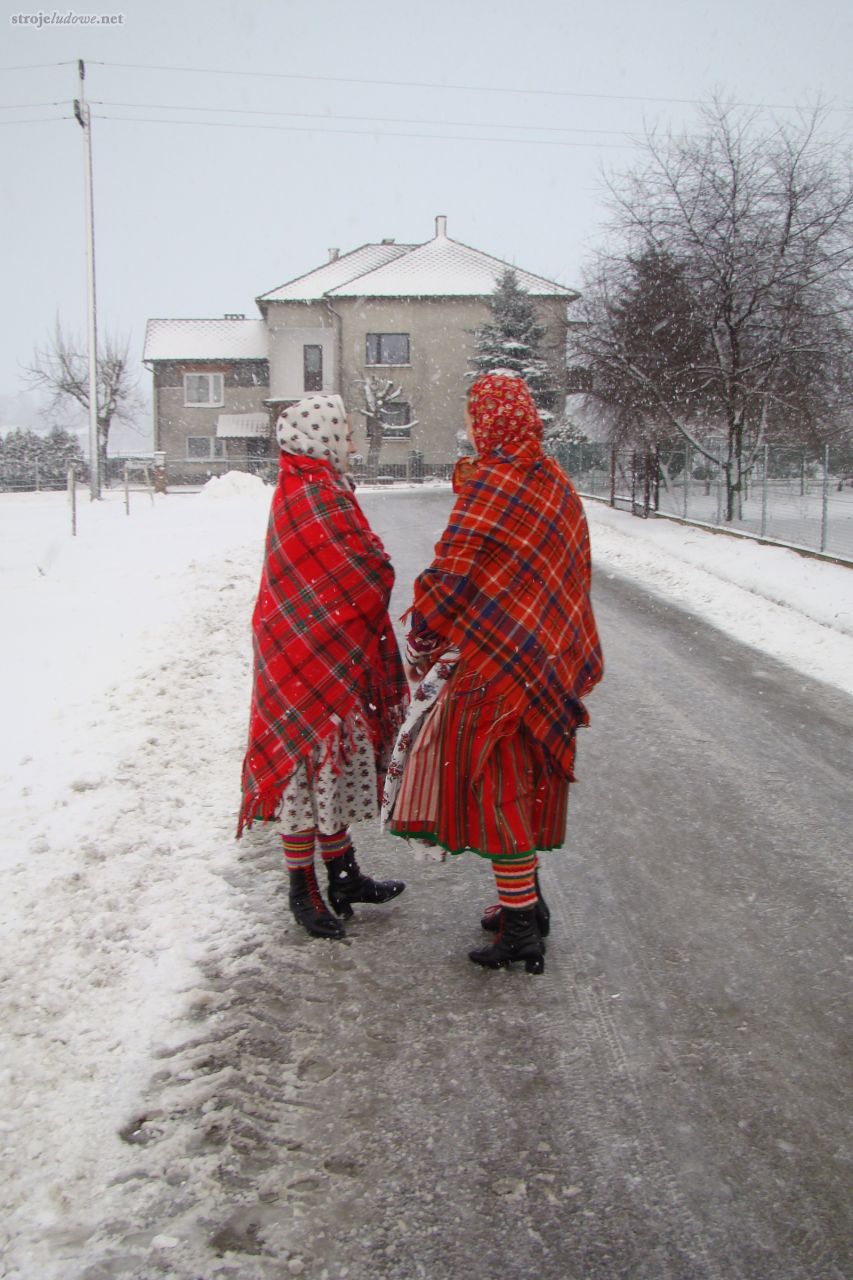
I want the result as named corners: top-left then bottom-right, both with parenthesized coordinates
top-left (1, 476), bottom-right (851, 1278)
top-left (582, 498), bottom-right (853, 696)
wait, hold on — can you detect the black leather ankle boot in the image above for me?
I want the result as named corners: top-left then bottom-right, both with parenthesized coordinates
top-left (325, 847), bottom-right (405, 919)
top-left (469, 907), bottom-right (545, 974)
top-left (288, 864), bottom-right (346, 939)
top-left (480, 871), bottom-right (550, 937)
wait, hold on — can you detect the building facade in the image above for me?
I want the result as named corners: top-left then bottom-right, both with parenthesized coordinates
top-left (143, 218), bottom-right (577, 480)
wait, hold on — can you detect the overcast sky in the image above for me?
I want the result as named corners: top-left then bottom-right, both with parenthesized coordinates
top-left (2, 0), bottom-right (851, 445)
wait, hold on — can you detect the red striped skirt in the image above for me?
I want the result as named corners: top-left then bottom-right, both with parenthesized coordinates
top-left (388, 670), bottom-right (571, 859)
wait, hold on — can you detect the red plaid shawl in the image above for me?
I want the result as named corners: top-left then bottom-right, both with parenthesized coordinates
top-left (408, 389), bottom-right (603, 779)
top-left (238, 454), bottom-right (409, 836)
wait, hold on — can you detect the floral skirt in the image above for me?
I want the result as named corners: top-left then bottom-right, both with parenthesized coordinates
top-left (278, 717), bottom-right (378, 835)
top-left (385, 668), bottom-right (571, 859)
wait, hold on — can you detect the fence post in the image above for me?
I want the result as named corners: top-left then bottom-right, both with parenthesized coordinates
top-left (820, 444), bottom-right (830, 553)
top-left (609, 446), bottom-right (616, 507)
top-left (34, 460), bottom-right (40, 492)
top-left (760, 444), bottom-right (769, 537)
top-left (68, 464), bottom-right (77, 537)
top-left (683, 446), bottom-right (690, 519)
top-left (153, 450), bottom-right (167, 495)
top-left (124, 461), bottom-right (130, 515)
top-left (715, 461), bottom-right (723, 525)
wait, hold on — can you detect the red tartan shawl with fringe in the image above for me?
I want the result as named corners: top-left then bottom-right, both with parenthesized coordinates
top-left (238, 454), bottom-right (409, 836)
top-left (407, 440), bottom-right (603, 779)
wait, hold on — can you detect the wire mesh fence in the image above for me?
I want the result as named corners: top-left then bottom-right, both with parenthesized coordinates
top-left (550, 441), bottom-right (853, 563)
top-left (352, 457), bottom-right (456, 485)
top-left (7, 443), bottom-right (850, 562)
top-left (0, 460), bottom-right (82, 492)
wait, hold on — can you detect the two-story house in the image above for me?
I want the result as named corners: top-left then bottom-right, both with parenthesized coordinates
top-left (143, 217), bottom-right (577, 480)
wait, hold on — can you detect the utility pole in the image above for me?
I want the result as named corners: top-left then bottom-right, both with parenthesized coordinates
top-left (74, 59), bottom-right (100, 499)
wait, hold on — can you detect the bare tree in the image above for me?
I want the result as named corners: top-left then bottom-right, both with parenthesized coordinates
top-left (356, 376), bottom-right (419, 475)
top-left (24, 320), bottom-right (142, 484)
top-left (573, 103), bottom-right (853, 519)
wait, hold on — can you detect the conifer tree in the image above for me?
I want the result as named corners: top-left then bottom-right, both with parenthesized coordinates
top-left (470, 269), bottom-right (561, 422)
top-left (0, 425), bottom-right (85, 487)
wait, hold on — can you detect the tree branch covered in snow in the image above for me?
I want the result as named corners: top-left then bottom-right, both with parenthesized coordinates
top-left (355, 375), bottom-right (419, 471)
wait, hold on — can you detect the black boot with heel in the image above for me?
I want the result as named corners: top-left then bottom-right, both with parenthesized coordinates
top-left (480, 870), bottom-right (550, 938)
top-left (469, 906), bottom-right (545, 975)
top-left (325, 847), bottom-right (405, 919)
top-left (288, 864), bottom-right (346, 939)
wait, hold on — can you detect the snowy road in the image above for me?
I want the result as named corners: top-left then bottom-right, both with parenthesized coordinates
top-left (3, 487), bottom-right (852, 1280)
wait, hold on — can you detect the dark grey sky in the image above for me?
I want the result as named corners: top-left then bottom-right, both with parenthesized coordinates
top-left (2, 0), bottom-right (851, 442)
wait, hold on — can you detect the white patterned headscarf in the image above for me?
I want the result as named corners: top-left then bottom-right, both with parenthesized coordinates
top-left (275, 394), bottom-right (350, 475)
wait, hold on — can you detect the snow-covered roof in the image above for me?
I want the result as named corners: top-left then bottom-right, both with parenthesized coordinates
top-left (143, 319), bottom-right (269, 362)
top-left (328, 232), bottom-right (576, 300)
top-left (258, 244), bottom-right (415, 303)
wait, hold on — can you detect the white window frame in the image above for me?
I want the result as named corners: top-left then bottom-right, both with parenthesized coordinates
top-left (365, 333), bottom-right (411, 367)
top-left (183, 372), bottom-right (224, 407)
top-left (186, 436), bottom-right (228, 460)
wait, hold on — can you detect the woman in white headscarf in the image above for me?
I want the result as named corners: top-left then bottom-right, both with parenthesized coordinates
top-left (238, 395), bottom-right (410, 940)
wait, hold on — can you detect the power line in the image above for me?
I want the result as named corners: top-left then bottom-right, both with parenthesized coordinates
top-left (94, 58), bottom-right (711, 102)
top-left (0, 101), bottom-right (68, 109)
top-left (91, 98), bottom-right (636, 138)
top-left (91, 112), bottom-right (641, 149)
top-left (89, 59), bottom-right (851, 114)
top-left (3, 58), bottom-right (845, 116)
top-left (0, 115), bottom-right (71, 125)
top-left (0, 61), bottom-right (76, 72)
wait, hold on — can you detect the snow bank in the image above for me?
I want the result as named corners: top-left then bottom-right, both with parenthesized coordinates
top-left (584, 500), bottom-right (853, 697)
top-left (197, 470), bottom-right (271, 501)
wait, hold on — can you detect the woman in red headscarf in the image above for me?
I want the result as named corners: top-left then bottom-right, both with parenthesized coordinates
top-left (386, 373), bottom-right (603, 974)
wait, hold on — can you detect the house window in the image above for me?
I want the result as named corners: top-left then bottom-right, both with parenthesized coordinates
top-left (184, 373), bottom-right (224, 407)
top-left (303, 344), bottom-right (323, 392)
top-left (366, 333), bottom-right (410, 366)
top-left (187, 437), bottom-right (227, 459)
top-left (380, 402), bottom-right (412, 438)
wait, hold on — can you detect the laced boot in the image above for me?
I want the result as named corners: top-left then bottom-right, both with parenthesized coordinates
top-left (325, 847), bottom-right (405, 919)
top-left (469, 907), bottom-right (545, 975)
top-left (288, 864), bottom-right (346, 939)
top-left (480, 871), bottom-right (550, 937)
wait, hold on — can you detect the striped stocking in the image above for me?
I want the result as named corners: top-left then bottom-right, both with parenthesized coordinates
top-left (281, 829), bottom-right (316, 873)
top-left (491, 852), bottom-right (538, 912)
top-left (317, 828), bottom-right (352, 865)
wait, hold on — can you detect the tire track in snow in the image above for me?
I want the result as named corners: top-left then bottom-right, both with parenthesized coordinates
top-left (548, 877), bottom-right (720, 1280)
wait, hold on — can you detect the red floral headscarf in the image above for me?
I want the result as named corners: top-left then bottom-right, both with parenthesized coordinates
top-left (467, 373), bottom-right (543, 456)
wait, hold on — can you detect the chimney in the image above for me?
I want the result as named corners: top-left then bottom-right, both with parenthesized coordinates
top-left (435, 214), bottom-right (447, 239)
top-left (328, 248), bottom-right (340, 262)
top-left (224, 313), bottom-right (245, 320)
top-left (381, 237), bottom-right (396, 244)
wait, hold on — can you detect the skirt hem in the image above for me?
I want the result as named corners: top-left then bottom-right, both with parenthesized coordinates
top-left (386, 825), bottom-right (563, 860)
